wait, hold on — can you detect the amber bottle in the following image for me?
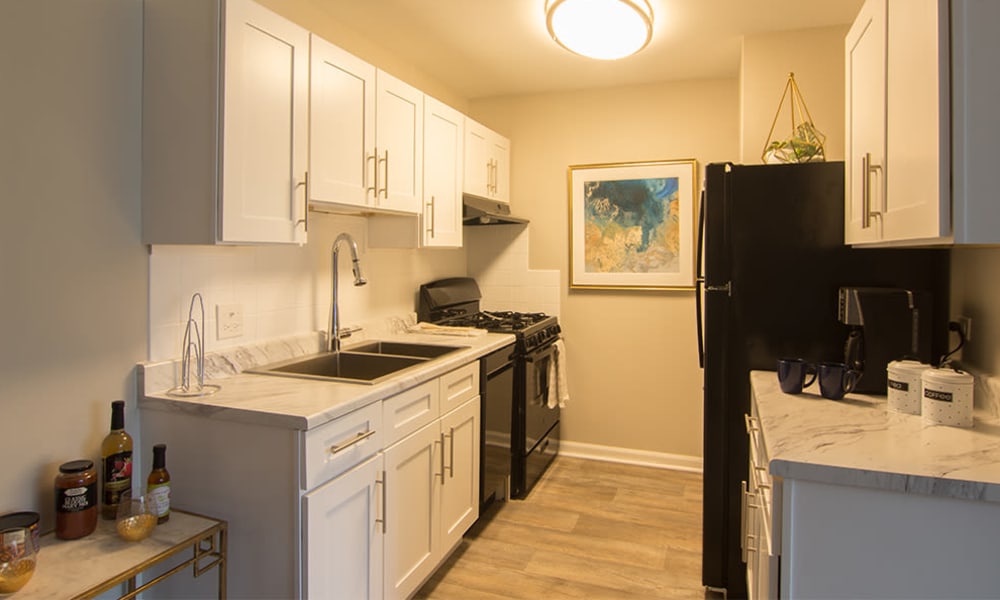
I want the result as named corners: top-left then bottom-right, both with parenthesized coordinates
top-left (147, 444), bottom-right (171, 523)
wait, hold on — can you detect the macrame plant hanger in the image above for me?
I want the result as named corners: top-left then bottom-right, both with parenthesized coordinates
top-left (761, 72), bottom-right (827, 164)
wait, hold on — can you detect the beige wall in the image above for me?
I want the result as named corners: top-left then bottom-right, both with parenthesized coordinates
top-left (741, 25), bottom-right (849, 163)
top-left (471, 79), bottom-right (739, 462)
top-left (0, 1), bottom-right (147, 523)
top-left (951, 248), bottom-right (1000, 385)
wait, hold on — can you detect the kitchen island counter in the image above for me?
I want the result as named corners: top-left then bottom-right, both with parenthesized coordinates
top-left (751, 369), bottom-right (1000, 504)
top-left (140, 331), bottom-right (514, 430)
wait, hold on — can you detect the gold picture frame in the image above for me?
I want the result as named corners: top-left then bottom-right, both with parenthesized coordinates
top-left (568, 159), bottom-right (698, 290)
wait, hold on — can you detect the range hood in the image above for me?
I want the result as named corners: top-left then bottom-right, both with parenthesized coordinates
top-left (463, 195), bottom-right (528, 226)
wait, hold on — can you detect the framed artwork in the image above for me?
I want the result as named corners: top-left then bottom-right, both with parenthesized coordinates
top-left (568, 159), bottom-right (698, 290)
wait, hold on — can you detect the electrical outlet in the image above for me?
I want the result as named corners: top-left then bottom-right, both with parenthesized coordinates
top-left (957, 315), bottom-right (972, 341)
top-left (217, 304), bottom-right (244, 339)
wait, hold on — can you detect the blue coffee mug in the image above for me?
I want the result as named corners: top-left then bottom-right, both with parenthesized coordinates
top-left (777, 358), bottom-right (817, 394)
top-left (818, 362), bottom-right (860, 400)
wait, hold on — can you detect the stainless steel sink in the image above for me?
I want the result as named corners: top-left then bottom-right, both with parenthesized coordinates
top-left (247, 341), bottom-right (466, 384)
top-left (346, 341), bottom-right (464, 359)
top-left (248, 351), bottom-right (427, 384)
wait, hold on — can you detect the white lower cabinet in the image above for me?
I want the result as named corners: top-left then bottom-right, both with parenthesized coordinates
top-left (304, 453), bottom-right (384, 599)
top-left (140, 361), bottom-right (480, 600)
top-left (384, 394), bottom-right (480, 599)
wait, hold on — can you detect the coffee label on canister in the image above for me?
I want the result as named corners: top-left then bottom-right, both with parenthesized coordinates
top-left (888, 378), bottom-right (909, 391)
top-left (924, 388), bottom-right (954, 403)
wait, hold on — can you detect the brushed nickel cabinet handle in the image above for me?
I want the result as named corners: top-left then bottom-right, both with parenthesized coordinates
top-left (378, 150), bottom-right (389, 199)
top-left (446, 427), bottom-right (455, 478)
top-left (375, 472), bottom-right (386, 534)
top-left (366, 151), bottom-right (378, 199)
top-left (328, 429), bottom-right (376, 455)
top-left (426, 196), bottom-right (435, 237)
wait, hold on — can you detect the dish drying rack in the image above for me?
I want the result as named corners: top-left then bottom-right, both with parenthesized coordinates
top-left (168, 293), bottom-right (220, 398)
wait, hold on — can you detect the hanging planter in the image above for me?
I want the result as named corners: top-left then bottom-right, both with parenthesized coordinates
top-left (761, 72), bottom-right (827, 164)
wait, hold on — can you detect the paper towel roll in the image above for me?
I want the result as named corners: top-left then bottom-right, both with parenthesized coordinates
top-left (887, 360), bottom-right (931, 415)
top-left (921, 368), bottom-right (974, 427)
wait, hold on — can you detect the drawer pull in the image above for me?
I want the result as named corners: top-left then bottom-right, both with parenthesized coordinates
top-left (329, 429), bottom-right (376, 455)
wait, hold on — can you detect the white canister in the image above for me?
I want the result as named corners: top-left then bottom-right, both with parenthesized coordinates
top-left (887, 360), bottom-right (932, 415)
top-left (921, 368), bottom-right (974, 427)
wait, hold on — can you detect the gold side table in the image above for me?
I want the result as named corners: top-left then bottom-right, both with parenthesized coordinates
top-left (17, 510), bottom-right (227, 599)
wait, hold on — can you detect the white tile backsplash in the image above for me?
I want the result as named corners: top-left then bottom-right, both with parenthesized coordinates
top-left (466, 225), bottom-right (561, 318)
top-left (147, 213), bottom-right (468, 362)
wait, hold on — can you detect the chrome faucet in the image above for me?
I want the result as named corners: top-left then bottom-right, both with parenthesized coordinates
top-left (329, 233), bottom-right (367, 352)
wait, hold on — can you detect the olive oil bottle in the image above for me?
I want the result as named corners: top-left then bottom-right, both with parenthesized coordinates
top-left (101, 400), bottom-right (133, 520)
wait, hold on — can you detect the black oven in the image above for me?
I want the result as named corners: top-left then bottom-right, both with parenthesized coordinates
top-left (513, 335), bottom-right (560, 499)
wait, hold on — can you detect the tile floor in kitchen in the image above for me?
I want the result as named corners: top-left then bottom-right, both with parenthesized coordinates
top-left (415, 456), bottom-right (716, 599)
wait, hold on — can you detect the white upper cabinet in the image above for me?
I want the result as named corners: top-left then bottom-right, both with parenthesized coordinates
top-left (844, 0), bottom-right (887, 245)
top-left (309, 37), bottom-right (422, 215)
top-left (143, 0), bottom-right (308, 245)
top-left (845, 0), bottom-right (1000, 246)
top-left (464, 118), bottom-right (511, 204)
top-left (422, 97), bottom-right (464, 247)
top-left (376, 72), bottom-right (424, 214)
top-left (309, 35), bottom-right (376, 209)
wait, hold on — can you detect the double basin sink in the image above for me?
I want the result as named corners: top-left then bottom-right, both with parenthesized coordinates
top-left (248, 341), bottom-right (465, 385)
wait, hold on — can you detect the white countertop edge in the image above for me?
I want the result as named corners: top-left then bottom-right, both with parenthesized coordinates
top-left (751, 370), bottom-right (1000, 505)
top-left (139, 332), bottom-right (516, 431)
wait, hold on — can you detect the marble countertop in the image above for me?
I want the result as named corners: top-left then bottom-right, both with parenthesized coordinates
top-left (139, 332), bottom-right (515, 431)
top-left (751, 370), bottom-right (1000, 504)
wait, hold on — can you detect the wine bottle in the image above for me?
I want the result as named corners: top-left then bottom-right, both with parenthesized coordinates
top-left (147, 444), bottom-right (171, 523)
top-left (101, 400), bottom-right (133, 520)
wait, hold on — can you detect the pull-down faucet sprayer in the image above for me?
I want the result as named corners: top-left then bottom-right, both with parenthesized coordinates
top-left (329, 233), bottom-right (367, 353)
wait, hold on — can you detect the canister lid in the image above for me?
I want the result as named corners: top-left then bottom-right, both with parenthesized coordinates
top-left (921, 367), bottom-right (973, 386)
top-left (58, 460), bottom-right (94, 473)
top-left (887, 360), bottom-right (932, 376)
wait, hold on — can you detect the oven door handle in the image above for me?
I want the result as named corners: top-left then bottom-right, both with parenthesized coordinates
top-left (523, 343), bottom-right (557, 363)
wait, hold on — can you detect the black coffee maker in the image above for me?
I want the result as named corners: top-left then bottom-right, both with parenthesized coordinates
top-left (838, 287), bottom-right (933, 394)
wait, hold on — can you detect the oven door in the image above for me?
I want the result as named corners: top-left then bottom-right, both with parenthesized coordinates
top-left (524, 341), bottom-right (560, 454)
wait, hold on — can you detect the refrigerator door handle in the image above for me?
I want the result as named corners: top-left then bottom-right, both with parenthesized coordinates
top-left (696, 189), bottom-right (706, 368)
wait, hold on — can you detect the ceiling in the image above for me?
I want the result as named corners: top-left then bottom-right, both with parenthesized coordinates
top-left (309, 0), bottom-right (864, 100)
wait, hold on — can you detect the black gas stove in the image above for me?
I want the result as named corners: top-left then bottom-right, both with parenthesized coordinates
top-left (418, 277), bottom-right (561, 503)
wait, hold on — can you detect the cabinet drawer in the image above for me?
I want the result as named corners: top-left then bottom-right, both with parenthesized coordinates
top-left (383, 379), bottom-right (440, 446)
top-left (303, 402), bottom-right (382, 491)
top-left (440, 362), bottom-right (479, 416)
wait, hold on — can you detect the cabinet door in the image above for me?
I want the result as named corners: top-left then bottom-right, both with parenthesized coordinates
top-left (423, 97), bottom-right (464, 247)
top-left (882, 0), bottom-right (950, 242)
top-left (383, 422), bottom-right (441, 600)
top-left (489, 134), bottom-right (511, 204)
top-left (463, 119), bottom-right (492, 199)
top-left (844, 0), bottom-right (886, 245)
top-left (309, 34), bottom-right (377, 208)
top-left (221, 0), bottom-right (308, 244)
top-left (440, 398), bottom-right (480, 551)
top-left (375, 71), bottom-right (423, 214)
top-left (303, 454), bottom-right (384, 600)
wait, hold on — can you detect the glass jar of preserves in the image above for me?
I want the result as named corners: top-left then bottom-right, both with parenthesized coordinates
top-left (55, 460), bottom-right (98, 540)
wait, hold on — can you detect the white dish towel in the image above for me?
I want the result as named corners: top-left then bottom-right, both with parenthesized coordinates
top-left (547, 339), bottom-right (570, 409)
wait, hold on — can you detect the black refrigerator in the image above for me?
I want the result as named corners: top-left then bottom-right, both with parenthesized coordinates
top-left (696, 162), bottom-right (950, 598)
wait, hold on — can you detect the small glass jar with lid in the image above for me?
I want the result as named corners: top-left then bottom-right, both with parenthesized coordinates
top-left (54, 460), bottom-right (98, 539)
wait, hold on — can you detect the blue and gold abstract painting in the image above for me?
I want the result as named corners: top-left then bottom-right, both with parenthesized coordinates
top-left (583, 177), bottom-right (680, 274)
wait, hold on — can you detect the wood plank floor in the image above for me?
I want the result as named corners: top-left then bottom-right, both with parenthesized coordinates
top-left (415, 456), bottom-right (718, 599)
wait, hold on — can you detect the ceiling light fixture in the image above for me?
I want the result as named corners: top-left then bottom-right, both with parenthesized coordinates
top-left (545, 0), bottom-right (654, 61)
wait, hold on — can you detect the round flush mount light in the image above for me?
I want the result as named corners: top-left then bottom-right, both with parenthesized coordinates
top-left (545, 0), bottom-right (654, 60)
